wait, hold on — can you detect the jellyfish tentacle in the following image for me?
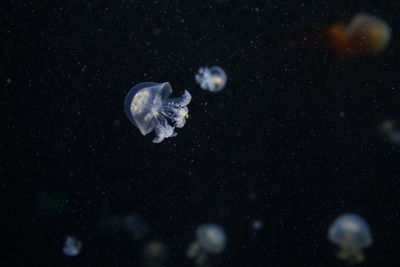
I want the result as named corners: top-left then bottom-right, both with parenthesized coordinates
top-left (160, 90), bottom-right (192, 128)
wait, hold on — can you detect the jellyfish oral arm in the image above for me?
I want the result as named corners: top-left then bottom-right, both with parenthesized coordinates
top-left (151, 90), bottom-right (192, 143)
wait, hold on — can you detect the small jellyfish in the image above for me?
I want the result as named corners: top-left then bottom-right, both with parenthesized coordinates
top-left (379, 119), bottom-right (400, 145)
top-left (62, 236), bottom-right (82, 257)
top-left (96, 213), bottom-right (150, 241)
top-left (123, 213), bottom-right (150, 240)
top-left (142, 240), bottom-right (169, 267)
top-left (328, 213), bottom-right (373, 264)
top-left (124, 82), bottom-right (191, 143)
top-left (328, 13), bottom-right (391, 56)
top-left (187, 224), bottom-right (226, 266)
top-left (251, 220), bottom-right (264, 232)
top-left (195, 66), bottom-right (227, 92)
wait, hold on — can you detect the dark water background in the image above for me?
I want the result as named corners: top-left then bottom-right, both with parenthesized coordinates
top-left (2, 0), bottom-right (400, 266)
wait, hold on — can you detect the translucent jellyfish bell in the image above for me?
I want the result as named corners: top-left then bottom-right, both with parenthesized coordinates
top-left (187, 224), bottom-right (226, 266)
top-left (195, 66), bottom-right (227, 92)
top-left (328, 213), bottom-right (372, 263)
top-left (62, 236), bottom-right (82, 257)
top-left (124, 82), bottom-right (191, 143)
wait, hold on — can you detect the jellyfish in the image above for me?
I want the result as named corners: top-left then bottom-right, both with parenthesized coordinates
top-left (379, 119), bottom-right (400, 145)
top-left (96, 213), bottom-right (150, 241)
top-left (123, 213), bottom-right (150, 240)
top-left (327, 13), bottom-right (391, 56)
top-left (142, 240), bottom-right (169, 267)
top-left (62, 236), bottom-right (82, 257)
top-left (186, 224), bottom-right (226, 266)
top-left (251, 220), bottom-right (264, 232)
top-left (124, 82), bottom-right (191, 143)
top-left (328, 213), bottom-right (373, 263)
top-left (195, 66), bottom-right (227, 92)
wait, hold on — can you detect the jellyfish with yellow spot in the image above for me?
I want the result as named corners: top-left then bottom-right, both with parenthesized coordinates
top-left (187, 224), bottom-right (227, 266)
top-left (379, 119), bottom-right (400, 145)
top-left (328, 213), bottom-right (373, 264)
top-left (328, 13), bottom-right (391, 56)
top-left (124, 82), bottom-right (191, 143)
top-left (195, 66), bottom-right (227, 92)
top-left (142, 240), bottom-right (169, 267)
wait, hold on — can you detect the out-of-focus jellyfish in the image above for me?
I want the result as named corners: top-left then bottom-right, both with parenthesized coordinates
top-left (142, 240), bottom-right (169, 267)
top-left (96, 213), bottom-right (150, 241)
top-left (379, 119), bottom-right (400, 145)
top-left (328, 213), bottom-right (373, 263)
top-left (123, 213), bottom-right (150, 240)
top-left (251, 220), bottom-right (264, 232)
top-left (187, 224), bottom-right (227, 266)
top-left (62, 236), bottom-right (82, 257)
top-left (327, 13), bottom-right (391, 56)
top-left (195, 66), bottom-right (227, 92)
top-left (124, 82), bottom-right (191, 143)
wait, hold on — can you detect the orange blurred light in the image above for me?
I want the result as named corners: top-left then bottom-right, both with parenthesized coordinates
top-left (328, 13), bottom-right (391, 56)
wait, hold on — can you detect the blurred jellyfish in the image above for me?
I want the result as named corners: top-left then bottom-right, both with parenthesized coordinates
top-left (251, 220), bottom-right (264, 232)
top-left (142, 240), bottom-right (169, 267)
top-left (124, 82), bottom-right (191, 143)
top-left (195, 66), bottom-right (227, 92)
top-left (187, 224), bottom-right (226, 266)
top-left (123, 213), bottom-right (150, 240)
top-left (379, 119), bottom-right (400, 145)
top-left (328, 13), bottom-right (391, 56)
top-left (96, 213), bottom-right (150, 241)
top-left (328, 213), bottom-right (373, 263)
top-left (62, 236), bottom-right (82, 257)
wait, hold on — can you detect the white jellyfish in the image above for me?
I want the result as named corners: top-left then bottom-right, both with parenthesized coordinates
top-left (195, 66), bottom-right (227, 92)
top-left (328, 213), bottom-right (373, 263)
top-left (124, 82), bottom-right (191, 143)
top-left (62, 236), bottom-right (82, 257)
top-left (186, 224), bottom-right (226, 266)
